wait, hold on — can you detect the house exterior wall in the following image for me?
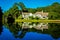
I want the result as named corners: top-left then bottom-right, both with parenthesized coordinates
top-left (35, 11), bottom-right (48, 19)
top-left (33, 23), bottom-right (48, 31)
top-left (22, 10), bottom-right (48, 19)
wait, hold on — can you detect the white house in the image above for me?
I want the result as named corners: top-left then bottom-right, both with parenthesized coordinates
top-left (22, 10), bottom-right (48, 19)
top-left (35, 10), bottom-right (48, 19)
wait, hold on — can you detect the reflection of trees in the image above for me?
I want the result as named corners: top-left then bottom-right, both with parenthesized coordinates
top-left (8, 22), bottom-right (28, 38)
top-left (0, 7), bottom-right (3, 25)
top-left (19, 29), bottom-right (28, 38)
top-left (7, 14), bottom-right (15, 24)
top-left (0, 7), bottom-right (3, 35)
top-left (4, 21), bottom-right (60, 39)
top-left (7, 22), bottom-right (22, 38)
top-left (0, 26), bottom-right (3, 35)
top-left (48, 23), bottom-right (60, 39)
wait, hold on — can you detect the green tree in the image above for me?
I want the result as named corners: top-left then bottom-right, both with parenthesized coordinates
top-left (28, 8), bottom-right (36, 13)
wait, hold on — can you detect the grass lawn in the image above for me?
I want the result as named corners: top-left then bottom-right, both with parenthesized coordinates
top-left (15, 19), bottom-right (60, 23)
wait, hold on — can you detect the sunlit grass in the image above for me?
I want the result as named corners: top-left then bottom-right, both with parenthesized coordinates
top-left (15, 19), bottom-right (60, 23)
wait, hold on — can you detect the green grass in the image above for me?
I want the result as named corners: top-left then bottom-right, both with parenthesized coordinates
top-left (15, 19), bottom-right (60, 23)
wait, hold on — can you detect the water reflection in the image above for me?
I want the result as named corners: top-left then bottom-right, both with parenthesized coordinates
top-left (3, 20), bottom-right (60, 39)
top-left (18, 22), bottom-right (48, 31)
top-left (48, 23), bottom-right (60, 38)
top-left (0, 7), bottom-right (3, 35)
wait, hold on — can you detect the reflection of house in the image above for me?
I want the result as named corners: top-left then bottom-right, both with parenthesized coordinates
top-left (21, 22), bottom-right (48, 31)
top-left (33, 23), bottom-right (48, 31)
top-left (22, 10), bottom-right (48, 19)
top-left (22, 22), bottom-right (31, 29)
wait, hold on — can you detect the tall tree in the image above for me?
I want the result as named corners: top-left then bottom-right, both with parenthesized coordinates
top-left (15, 2), bottom-right (27, 12)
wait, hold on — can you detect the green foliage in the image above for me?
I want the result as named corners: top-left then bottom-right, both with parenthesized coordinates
top-left (40, 2), bottom-right (60, 20)
top-left (28, 8), bottom-right (36, 13)
top-left (48, 23), bottom-right (60, 38)
top-left (35, 16), bottom-right (40, 20)
top-left (3, 2), bottom-right (60, 20)
top-left (29, 16), bottom-right (33, 19)
top-left (19, 2), bottom-right (26, 10)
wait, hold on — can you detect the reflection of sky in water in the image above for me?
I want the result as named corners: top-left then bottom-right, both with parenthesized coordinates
top-left (23, 32), bottom-right (54, 40)
top-left (0, 26), bottom-right (60, 40)
top-left (0, 26), bottom-right (20, 40)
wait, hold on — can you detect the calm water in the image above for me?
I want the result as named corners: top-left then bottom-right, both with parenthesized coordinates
top-left (0, 22), bottom-right (60, 40)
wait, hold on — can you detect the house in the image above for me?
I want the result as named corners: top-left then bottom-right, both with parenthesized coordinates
top-left (35, 10), bottom-right (48, 19)
top-left (22, 10), bottom-right (48, 19)
top-left (22, 12), bottom-right (29, 19)
top-left (22, 10), bottom-right (28, 19)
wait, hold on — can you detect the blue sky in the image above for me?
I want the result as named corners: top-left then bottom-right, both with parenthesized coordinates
top-left (0, 0), bottom-right (60, 12)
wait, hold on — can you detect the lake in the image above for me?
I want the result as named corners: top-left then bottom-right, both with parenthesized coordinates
top-left (0, 22), bottom-right (60, 40)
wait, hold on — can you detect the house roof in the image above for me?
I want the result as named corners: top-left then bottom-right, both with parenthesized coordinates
top-left (42, 12), bottom-right (48, 16)
top-left (22, 10), bottom-right (48, 16)
top-left (22, 12), bottom-right (29, 15)
top-left (35, 12), bottom-right (48, 16)
top-left (35, 10), bottom-right (43, 14)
